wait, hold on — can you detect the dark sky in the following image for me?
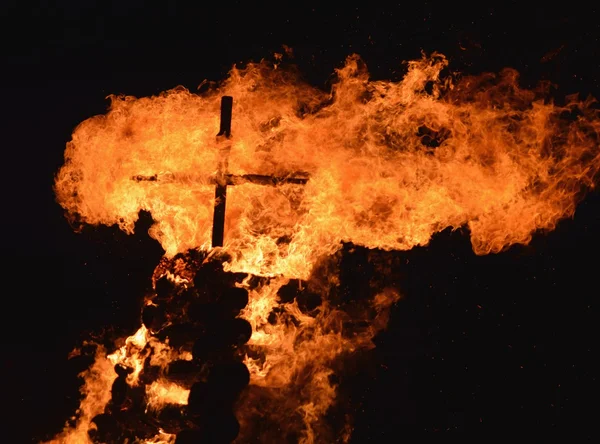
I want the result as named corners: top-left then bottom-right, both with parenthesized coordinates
top-left (2, 1), bottom-right (599, 441)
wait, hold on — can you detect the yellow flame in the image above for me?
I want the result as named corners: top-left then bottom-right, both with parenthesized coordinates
top-left (145, 380), bottom-right (189, 410)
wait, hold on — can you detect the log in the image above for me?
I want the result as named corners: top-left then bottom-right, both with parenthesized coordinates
top-left (187, 301), bottom-right (222, 325)
top-left (186, 380), bottom-right (242, 417)
top-left (191, 318), bottom-right (251, 359)
top-left (199, 411), bottom-right (240, 443)
top-left (191, 334), bottom-right (220, 360)
top-left (142, 303), bottom-right (167, 331)
top-left (186, 393), bottom-right (241, 443)
top-left (186, 381), bottom-right (211, 415)
top-left (155, 276), bottom-right (177, 300)
top-left (139, 363), bottom-right (161, 386)
top-left (110, 375), bottom-right (129, 407)
top-left (175, 429), bottom-right (205, 444)
top-left (106, 382), bottom-right (145, 416)
top-left (156, 323), bottom-right (203, 349)
top-left (187, 290), bottom-right (249, 323)
top-left (89, 413), bottom-right (134, 444)
top-left (175, 420), bottom-right (240, 444)
top-left (165, 359), bottom-right (203, 387)
top-left (208, 360), bottom-right (250, 399)
top-left (153, 405), bottom-right (187, 435)
top-left (117, 410), bottom-right (160, 440)
top-left (219, 287), bottom-right (249, 316)
top-left (220, 271), bottom-right (250, 288)
top-left (193, 260), bottom-right (225, 292)
top-left (114, 363), bottom-right (133, 378)
top-left (221, 318), bottom-right (252, 347)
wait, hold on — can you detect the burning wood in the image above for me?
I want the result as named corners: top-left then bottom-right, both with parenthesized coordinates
top-left (48, 51), bottom-right (600, 443)
top-left (60, 255), bottom-right (254, 443)
top-left (131, 172), bottom-right (309, 187)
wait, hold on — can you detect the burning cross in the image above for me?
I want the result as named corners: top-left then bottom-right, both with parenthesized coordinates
top-left (133, 96), bottom-right (309, 248)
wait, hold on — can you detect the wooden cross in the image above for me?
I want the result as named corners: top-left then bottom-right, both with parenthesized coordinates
top-left (133, 96), bottom-right (309, 248)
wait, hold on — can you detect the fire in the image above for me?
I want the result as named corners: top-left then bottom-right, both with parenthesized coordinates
top-left (145, 381), bottom-right (190, 410)
top-left (48, 51), bottom-right (600, 443)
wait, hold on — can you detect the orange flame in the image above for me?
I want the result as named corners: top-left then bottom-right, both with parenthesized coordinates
top-left (55, 52), bottom-right (600, 275)
top-left (50, 52), bottom-right (600, 442)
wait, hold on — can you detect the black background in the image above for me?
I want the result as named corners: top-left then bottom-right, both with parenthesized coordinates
top-left (1, 1), bottom-right (599, 441)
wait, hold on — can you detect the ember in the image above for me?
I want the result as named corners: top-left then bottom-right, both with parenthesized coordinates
top-left (48, 51), bottom-right (600, 443)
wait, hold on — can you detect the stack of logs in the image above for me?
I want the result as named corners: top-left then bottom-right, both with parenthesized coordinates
top-left (89, 252), bottom-right (253, 443)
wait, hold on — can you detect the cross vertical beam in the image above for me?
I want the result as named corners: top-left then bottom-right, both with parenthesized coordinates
top-left (211, 96), bottom-right (233, 248)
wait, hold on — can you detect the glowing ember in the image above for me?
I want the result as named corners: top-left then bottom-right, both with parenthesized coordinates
top-left (49, 52), bottom-right (600, 443)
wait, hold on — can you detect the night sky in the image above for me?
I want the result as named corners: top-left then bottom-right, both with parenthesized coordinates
top-left (2, 1), bottom-right (599, 441)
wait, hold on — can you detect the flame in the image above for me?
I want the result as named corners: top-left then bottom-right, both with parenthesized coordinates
top-left (145, 380), bottom-right (189, 410)
top-left (107, 325), bottom-right (149, 385)
top-left (48, 346), bottom-right (116, 444)
top-left (55, 52), bottom-right (600, 276)
top-left (45, 327), bottom-right (190, 444)
top-left (50, 51), bottom-right (600, 442)
top-left (235, 274), bottom-right (400, 442)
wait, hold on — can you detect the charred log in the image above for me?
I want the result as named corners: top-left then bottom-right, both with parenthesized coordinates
top-left (187, 288), bottom-right (249, 322)
top-left (187, 301), bottom-right (224, 325)
top-left (207, 360), bottom-right (250, 400)
top-left (178, 406), bottom-right (240, 443)
top-left (219, 287), bottom-right (249, 316)
top-left (175, 428), bottom-right (205, 444)
top-left (110, 375), bottom-right (129, 407)
top-left (175, 419), bottom-right (239, 444)
top-left (221, 318), bottom-right (252, 347)
top-left (142, 303), bottom-right (167, 331)
top-left (156, 322), bottom-right (204, 349)
top-left (89, 412), bottom-right (156, 443)
top-left (193, 262), bottom-right (248, 295)
top-left (191, 318), bottom-right (252, 359)
top-left (193, 260), bottom-right (226, 291)
top-left (106, 383), bottom-right (146, 416)
top-left (89, 413), bottom-right (128, 444)
top-left (220, 271), bottom-right (250, 288)
top-left (186, 381), bottom-right (211, 415)
top-left (139, 362), bottom-right (161, 386)
top-left (114, 363), bottom-right (133, 378)
top-left (165, 359), bottom-right (204, 387)
top-left (191, 333), bottom-right (222, 361)
top-left (199, 410), bottom-right (240, 443)
top-left (152, 405), bottom-right (189, 435)
top-left (187, 377), bottom-right (244, 415)
top-left (155, 276), bottom-right (177, 300)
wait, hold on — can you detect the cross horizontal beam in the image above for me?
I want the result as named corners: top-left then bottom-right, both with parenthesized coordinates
top-left (131, 173), bottom-right (309, 186)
